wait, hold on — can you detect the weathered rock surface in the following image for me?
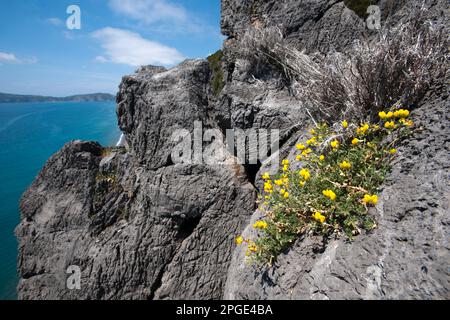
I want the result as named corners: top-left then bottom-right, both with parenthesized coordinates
top-left (222, 0), bottom-right (365, 53)
top-left (16, 61), bottom-right (257, 300)
top-left (221, 0), bottom-right (449, 300)
top-left (16, 0), bottom-right (449, 300)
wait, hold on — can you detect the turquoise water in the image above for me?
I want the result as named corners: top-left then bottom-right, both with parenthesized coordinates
top-left (0, 101), bottom-right (121, 299)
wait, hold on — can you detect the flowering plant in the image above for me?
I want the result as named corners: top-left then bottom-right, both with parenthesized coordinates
top-left (236, 108), bottom-right (413, 265)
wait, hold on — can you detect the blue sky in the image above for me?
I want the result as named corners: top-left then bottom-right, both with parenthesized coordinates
top-left (0, 0), bottom-right (223, 96)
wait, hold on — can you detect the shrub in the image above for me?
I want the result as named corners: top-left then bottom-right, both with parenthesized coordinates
top-left (237, 108), bottom-right (414, 265)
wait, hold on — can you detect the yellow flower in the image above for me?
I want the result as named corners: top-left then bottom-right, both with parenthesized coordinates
top-left (312, 212), bottom-right (326, 223)
top-left (357, 123), bottom-right (370, 135)
top-left (302, 148), bottom-right (313, 156)
top-left (264, 195), bottom-right (270, 200)
top-left (309, 128), bottom-right (316, 135)
top-left (384, 121), bottom-right (396, 129)
top-left (274, 179), bottom-right (283, 186)
top-left (319, 155), bottom-right (325, 161)
top-left (235, 236), bottom-right (244, 245)
top-left (373, 124), bottom-right (380, 130)
top-left (282, 159), bottom-right (289, 166)
top-left (262, 172), bottom-right (270, 180)
top-left (253, 220), bottom-right (268, 229)
top-left (306, 137), bottom-right (317, 145)
top-left (362, 123), bottom-right (370, 133)
top-left (299, 181), bottom-right (306, 187)
top-left (389, 148), bottom-right (397, 154)
top-left (264, 181), bottom-right (273, 193)
top-left (296, 154), bottom-right (302, 161)
top-left (379, 111), bottom-right (394, 119)
top-left (363, 194), bottom-right (378, 205)
top-left (393, 109), bottom-right (410, 118)
top-left (322, 189), bottom-right (337, 201)
top-left (248, 243), bottom-right (258, 252)
top-left (339, 161), bottom-right (352, 170)
top-left (296, 143), bottom-right (306, 150)
top-left (299, 168), bottom-right (311, 180)
top-left (283, 164), bottom-right (289, 172)
top-left (378, 111), bottom-right (388, 119)
top-left (351, 138), bottom-right (359, 145)
top-left (367, 142), bottom-right (376, 148)
top-left (402, 119), bottom-right (413, 127)
top-left (330, 140), bottom-right (339, 149)
top-left (342, 120), bottom-right (348, 129)
top-left (283, 192), bottom-right (289, 199)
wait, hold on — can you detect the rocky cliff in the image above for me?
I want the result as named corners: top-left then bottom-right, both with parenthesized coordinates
top-left (16, 0), bottom-right (449, 299)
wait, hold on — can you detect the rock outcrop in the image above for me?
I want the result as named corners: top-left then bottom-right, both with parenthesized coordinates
top-left (221, 0), bottom-right (449, 300)
top-left (16, 60), bottom-right (257, 300)
top-left (16, 0), bottom-right (449, 300)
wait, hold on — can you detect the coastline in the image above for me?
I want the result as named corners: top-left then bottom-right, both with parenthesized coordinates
top-left (0, 100), bottom-right (120, 299)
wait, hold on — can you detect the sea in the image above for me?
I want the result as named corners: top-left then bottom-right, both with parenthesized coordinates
top-left (0, 101), bottom-right (121, 299)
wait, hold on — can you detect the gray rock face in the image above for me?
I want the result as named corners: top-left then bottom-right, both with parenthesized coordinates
top-left (16, 0), bottom-right (449, 300)
top-left (220, 0), bottom-right (449, 300)
top-left (224, 86), bottom-right (450, 300)
top-left (222, 0), bottom-right (366, 53)
top-left (116, 60), bottom-right (211, 169)
top-left (221, 0), bottom-right (447, 52)
top-left (16, 61), bottom-right (257, 300)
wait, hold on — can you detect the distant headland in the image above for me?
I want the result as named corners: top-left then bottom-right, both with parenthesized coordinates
top-left (0, 92), bottom-right (115, 103)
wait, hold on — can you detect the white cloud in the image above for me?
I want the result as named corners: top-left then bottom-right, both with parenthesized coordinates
top-left (91, 27), bottom-right (184, 66)
top-left (94, 55), bottom-right (108, 63)
top-left (107, 0), bottom-right (211, 34)
top-left (0, 52), bottom-right (20, 63)
top-left (109, 0), bottom-right (187, 25)
top-left (0, 52), bottom-right (37, 65)
top-left (47, 17), bottom-right (63, 26)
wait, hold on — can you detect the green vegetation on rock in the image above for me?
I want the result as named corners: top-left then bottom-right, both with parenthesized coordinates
top-left (237, 109), bottom-right (414, 265)
top-left (207, 50), bottom-right (225, 96)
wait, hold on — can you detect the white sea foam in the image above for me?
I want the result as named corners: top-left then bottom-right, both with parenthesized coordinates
top-left (116, 133), bottom-right (125, 146)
